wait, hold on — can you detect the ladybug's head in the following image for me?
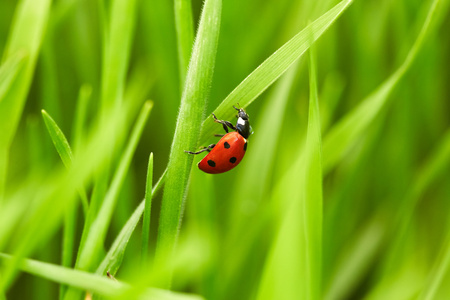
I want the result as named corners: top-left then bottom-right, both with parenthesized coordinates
top-left (233, 105), bottom-right (252, 139)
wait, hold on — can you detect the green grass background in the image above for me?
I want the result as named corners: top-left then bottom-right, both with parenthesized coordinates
top-left (0, 0), bottom-right (450, 299)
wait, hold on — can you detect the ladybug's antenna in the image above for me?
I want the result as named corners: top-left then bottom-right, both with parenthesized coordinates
top-left (233, 104), bottom-right (241, 111)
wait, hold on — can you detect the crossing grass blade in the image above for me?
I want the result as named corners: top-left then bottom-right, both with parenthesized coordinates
top-left (0, 253), bottom-right (204, 300)
top-left (155, 0), bottom-right (222, 288)
top-left (75, 101), bottom-right (153, 272)
top-left (96, 169), bottom-right (166, 277)
top-left (0, 102), bottom-right (134, 291)
top-left (199, 0), bottom-right (353, 145)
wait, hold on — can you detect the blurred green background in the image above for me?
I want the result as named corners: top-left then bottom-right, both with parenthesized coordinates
top-left (0, 0), bottom-right (449, 299)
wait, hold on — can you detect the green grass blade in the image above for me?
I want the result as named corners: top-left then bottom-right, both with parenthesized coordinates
top-left (302, 48), bottom-right (323, 300)
top-left (60, 204), bottom-right (77, 299)
top-left (256, 48), bottom-right (324, 300)
top-left (219, 64), bottom-right (300, 292)
top-left (41, 110), bottom-right (74, 169)
top-left (322, 0), bottom-right (442, 173)
top-left (155, 0), bottom-right (222, 288)
top-left (0, 51), bottom-right (27, 103)
top-left (96, 169), bottom-right (166, 276)
top-left (324, 217), bottom-right (385, 300)
top-left (199, 0), bottom-right (353, 144)
top-left (0, 0), bottom-right (51, 199)
top-left (0, 254), bottom-right (203, 300)
top-left (41, 110), bottom-right (89, 215)
top-left (174, 0), bottom-right (194, 88)
top-left (72, 84), bottom-right (92, 152)
top-left (100, 0), bottom-right (138, 109)
top-left (141, 152), bottom-right (154, 268)
top-left (419, 232), bottom-right (450, 300)
top-left (0, 101), bottom-right (134, 290)
top-left (76, 101), bottom-right (153, 272)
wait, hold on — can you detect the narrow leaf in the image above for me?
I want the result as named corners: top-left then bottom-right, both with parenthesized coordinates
top-left (41, 110), bottom-right (89, 215)
top-left (96, 168), bottom-right (167, 277)
top-left (41, 110), bottom-right (74, 169)
top-left (76, 101), bottom-right (153, 272)
top-left (174, 0), bottom-right (194, 88)
top-left (302, 48), bottom-right (323, 300)
top-left (155, 0), bottom-right (221, 288)
top-left (199, 0), bottom-right (353, 144)
top-left (0, 51), bottom-right (27, 103)
top-left (100, 0), bottom-right (138, 109)
top-left (141, 152), bottom-right (154, 268)
top-left (0, 254), bottom-right (203, 300)
top-left (322, 0), bottom-right (442, 173)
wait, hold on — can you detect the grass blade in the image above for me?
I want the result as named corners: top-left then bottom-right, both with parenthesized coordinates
top-left (302, 48), bottom-right (323, 300)
top-left (0, 253), bottom-right (203, 300)
top-left (199, 0), bottom-right (353, 144)
top-left (256, 48), bottom-right (324, 300)
top-left (100, 0), bottom-right (138, 109)
top-left (76, 101), bottom-right (153, 272)
top-left (0, 51), bottom-right (27, 102)
top-left (72, 84), bottom-right (92, 152)
top-left (0, 0), bottom-right (51, 199)
top-left (41, 110), bottom-right (89, 214)
top-left (141, 152), bottom-right (154, 268)
top-left (322, 0), bottom-right (442, 173)
top-left (96, 169), bottom-right (166, 276)
top-left (174, 0), bottom-right (194, 88)
top-left (155, 0), bottom-right (222, 288)
top-left (41, 110), bottom-right (74, 169)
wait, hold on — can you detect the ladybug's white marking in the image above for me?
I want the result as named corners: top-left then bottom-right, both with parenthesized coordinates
top-left (237, 117), bottom-right (246, 126)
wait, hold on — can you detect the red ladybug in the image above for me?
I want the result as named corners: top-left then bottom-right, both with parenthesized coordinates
top-left (186, 106), bottom-right (252, 174)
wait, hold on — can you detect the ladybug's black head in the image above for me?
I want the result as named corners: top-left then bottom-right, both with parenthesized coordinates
top-left (233, 105), bottom-right (252, 139)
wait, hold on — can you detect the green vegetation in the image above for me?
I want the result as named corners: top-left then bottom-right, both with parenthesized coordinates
top-left (0, 0), bottom-right (449, 299)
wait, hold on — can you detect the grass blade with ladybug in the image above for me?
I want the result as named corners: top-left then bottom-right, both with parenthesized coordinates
top-left (186, 106), bottom-right (252, 174)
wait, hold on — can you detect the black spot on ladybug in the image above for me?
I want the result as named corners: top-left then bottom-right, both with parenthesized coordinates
top-left (229, 157), bottom-right (237, 163)
top-left (224, 142), bottom-right (230, 149)
top-left (207, 160), bottom-right (216, 167)
top-left (244, 142), bottom-right (248, 151)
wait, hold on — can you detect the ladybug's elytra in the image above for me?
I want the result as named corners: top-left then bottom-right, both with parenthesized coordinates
top-left (185, 106), bottom-right (252, 174)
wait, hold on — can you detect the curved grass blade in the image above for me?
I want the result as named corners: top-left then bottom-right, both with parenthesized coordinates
top-left (155, 0), bottom-right (222, 288)
top-left (0, 101), bottom-right (134, 291)
top-left (322, 0), bottom-right (442, 173)
top-left (199, 0), bottom-right (353, 145)
top-left (41, 110), bottom-right (89, 214)
top-left (0, 254), bottom-right (203, 300)
top-left (76, 101), bottom-right (153, 272)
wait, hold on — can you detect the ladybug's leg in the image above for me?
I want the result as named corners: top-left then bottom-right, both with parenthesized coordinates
top-left (212, 113), bottom-right (236, 133)
top-left (214, 134), bottom-right (225, 137)
top-left (185, 144), bottom-right (216, 155)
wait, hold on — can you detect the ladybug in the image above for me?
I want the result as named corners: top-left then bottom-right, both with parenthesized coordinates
top-left (185, 106), bottom-right (252, 174)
